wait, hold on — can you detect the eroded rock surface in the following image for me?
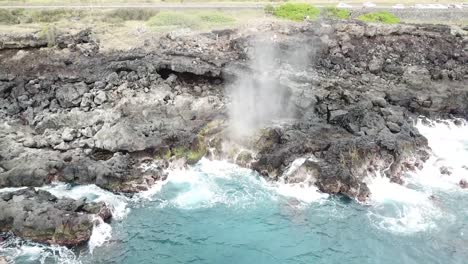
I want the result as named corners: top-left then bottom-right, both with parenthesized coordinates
top-left (0, 188), bottom-right (111, 246)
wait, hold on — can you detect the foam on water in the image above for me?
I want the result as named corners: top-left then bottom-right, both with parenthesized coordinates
top-left (162, 158), bottom-right (270, 209)
top-left (0, 238), bottom-right (80, 264)
top-left (39, 183), bottom-right (130, 220)
top-left (274, 157), bottom-right (329, 204)
top-left (162, 158), bottom-right (328, 210)
top-left (366, 171), bottom-right (441, 234)
top-left (88, 217), bottom-right (112, 254)
top-left (0, 179), bottom-right (168, 262)
top-left (0, 186), bottom-right (27, 193)
top-left (3, 119), bottom-right (468, 262)
top-left (365, 118), bottom-right (468, 234)
top-left (409, 119), bottom-right (468, 190)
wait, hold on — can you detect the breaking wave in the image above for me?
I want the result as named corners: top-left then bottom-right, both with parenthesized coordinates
top-left (366, 118), bottom-right (467, 234)
top-left (160, 158), bottom-right (327, 210)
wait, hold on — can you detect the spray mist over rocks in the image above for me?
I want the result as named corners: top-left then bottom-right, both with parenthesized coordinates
top-left (228, 34), bottom-right (315, 139)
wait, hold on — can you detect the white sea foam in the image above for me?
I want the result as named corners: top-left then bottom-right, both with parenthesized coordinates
top-left (273, 183), bottom-right (328, 204)
top-left (409, 119), bottom-right (468, 191)
top-left (39, 183), bottom-right (130, 220)
top-left (0, 238), bottom-right (80, 264)
top-left (38, 183), bottom-right (130, 254)
top-left (274, 157), bottom-right (328, 204)
top-left (132, 181), bottom-right (167, 201)
top-left (0, 186), bottom-right (27, 193)
top-left (0, 178), bottom-right (167, 261)
top-left (164, 158), bottom-right (261, 209)
top-left (365, 118), bottom-right (468, 234)
top-left (163, 158), bottom-right (328, 210)
top-left (366, 171), bottom-right (441, 234)
top-left (88, 216), bottom-right (112, 254)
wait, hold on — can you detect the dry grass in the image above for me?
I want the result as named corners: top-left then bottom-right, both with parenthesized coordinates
top-left (0, 0), bottom-right (466, 5)
top-left (0, 8), bottom-right (263, 51)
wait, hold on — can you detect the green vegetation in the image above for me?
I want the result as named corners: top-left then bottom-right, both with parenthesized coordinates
top-left (0, 9), bottom-right (19, 24)
top-left (147, 11), bottom-right (235, 29)
top-left (147, 11), bottom-right (202, 28)
top-left (104, 8), bottom-right (159, 22)
top-left (324, 7), bottom-right (350, 20)
top-left (0, 8), bottom-right (84, 24)
top-left (27, 9), bottom-right (83, 23)
top-left (170, 140), bottom-right (207, 165)
top-left (199, 12), bottom-right (235, 23)
top-left (357, 11), bottom-right (400, 24)
top-left (39, 24), bottom-right (57, 46)
top-left (273, 3), bottom-right (320, 21)
top-left (264, 4), bottom-right (275, 15)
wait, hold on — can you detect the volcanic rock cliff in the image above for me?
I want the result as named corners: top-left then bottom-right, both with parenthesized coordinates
top-left (0, 21), bottom-right (467, 245)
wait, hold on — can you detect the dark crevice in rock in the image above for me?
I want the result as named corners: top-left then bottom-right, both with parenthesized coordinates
top-left (90, 148), bottom-right (115, 161)
top-left (156, 67), bottom-right (223, 85)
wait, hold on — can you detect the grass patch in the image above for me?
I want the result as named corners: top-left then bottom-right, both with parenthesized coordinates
top-left (147, 11), bottom-right (235, 30)
top-left (199, 12), bottom-right (235, 23)
top-left (358, 11), bottom-right (400, 24)
top-left (147, 11), bottom-right (202, 29)
top-left (104, 8), bottom-right (159, 23)
top-left (273, 3), bottom-right (320, 21)
top-left (264, 4), bottom-right (275, 15)
top-left (323, 7), bottom-right (350, 20)
top-left (0, 9), bottom-right (19, 24)
top-left (39, 24), bottom-right (57, 47)
top-left (27, 9), bottom-right (84, 23)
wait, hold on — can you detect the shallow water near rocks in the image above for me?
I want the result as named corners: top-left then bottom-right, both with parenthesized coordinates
top-left (2, 120), bottom-right (468, 264)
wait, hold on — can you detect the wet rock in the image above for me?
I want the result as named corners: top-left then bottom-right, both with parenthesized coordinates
top-left (235, 151), bottom-right (253, 167)
top-left (460, 179), bottom-right (468, 189)
top-left (439, 166), bottom-right (452, 175)
top-left (0, 188), bottom-right (112, 246)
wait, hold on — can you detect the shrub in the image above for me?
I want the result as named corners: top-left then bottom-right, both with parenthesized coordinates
top-left (104, 8), bottom-right (159, 22)
top-left (39, 25), bottom-right (58, 47)
top-left (358, 11), bottom-right (400, 24)
top-left (273, 3), bottom-right (320, 21)
top-left (264, 4), bottom-right (275, 15)
top-left (0, 9), bottom-right (19, 25)
top-left (198, 12), bottom-right (235, 24)
top-left (324, 7), bottom-right (350, 19)
top-left (147, 12), bottom-right (201, 28)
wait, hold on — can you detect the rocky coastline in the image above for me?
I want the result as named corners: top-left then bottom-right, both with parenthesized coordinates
top-left (0, 21), bottom-right (467, 247)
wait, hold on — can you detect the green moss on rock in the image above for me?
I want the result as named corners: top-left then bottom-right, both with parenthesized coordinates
top-left (172, 139), bottom-right (207, 165)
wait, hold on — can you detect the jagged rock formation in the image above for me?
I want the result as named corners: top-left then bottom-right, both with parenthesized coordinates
top-left (0, 187), bottom-right (111, 246)
top-left (0, 21), bottom-right (467, 245)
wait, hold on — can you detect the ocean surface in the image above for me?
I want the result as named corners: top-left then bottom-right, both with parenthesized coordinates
top-left (1, 119), bottom-right (468, 264)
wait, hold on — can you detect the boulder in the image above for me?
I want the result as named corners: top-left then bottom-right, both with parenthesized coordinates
top-left (0, 188), bottom-right (112, 246)
top-left (56, 82), bottom-right (89, 108)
